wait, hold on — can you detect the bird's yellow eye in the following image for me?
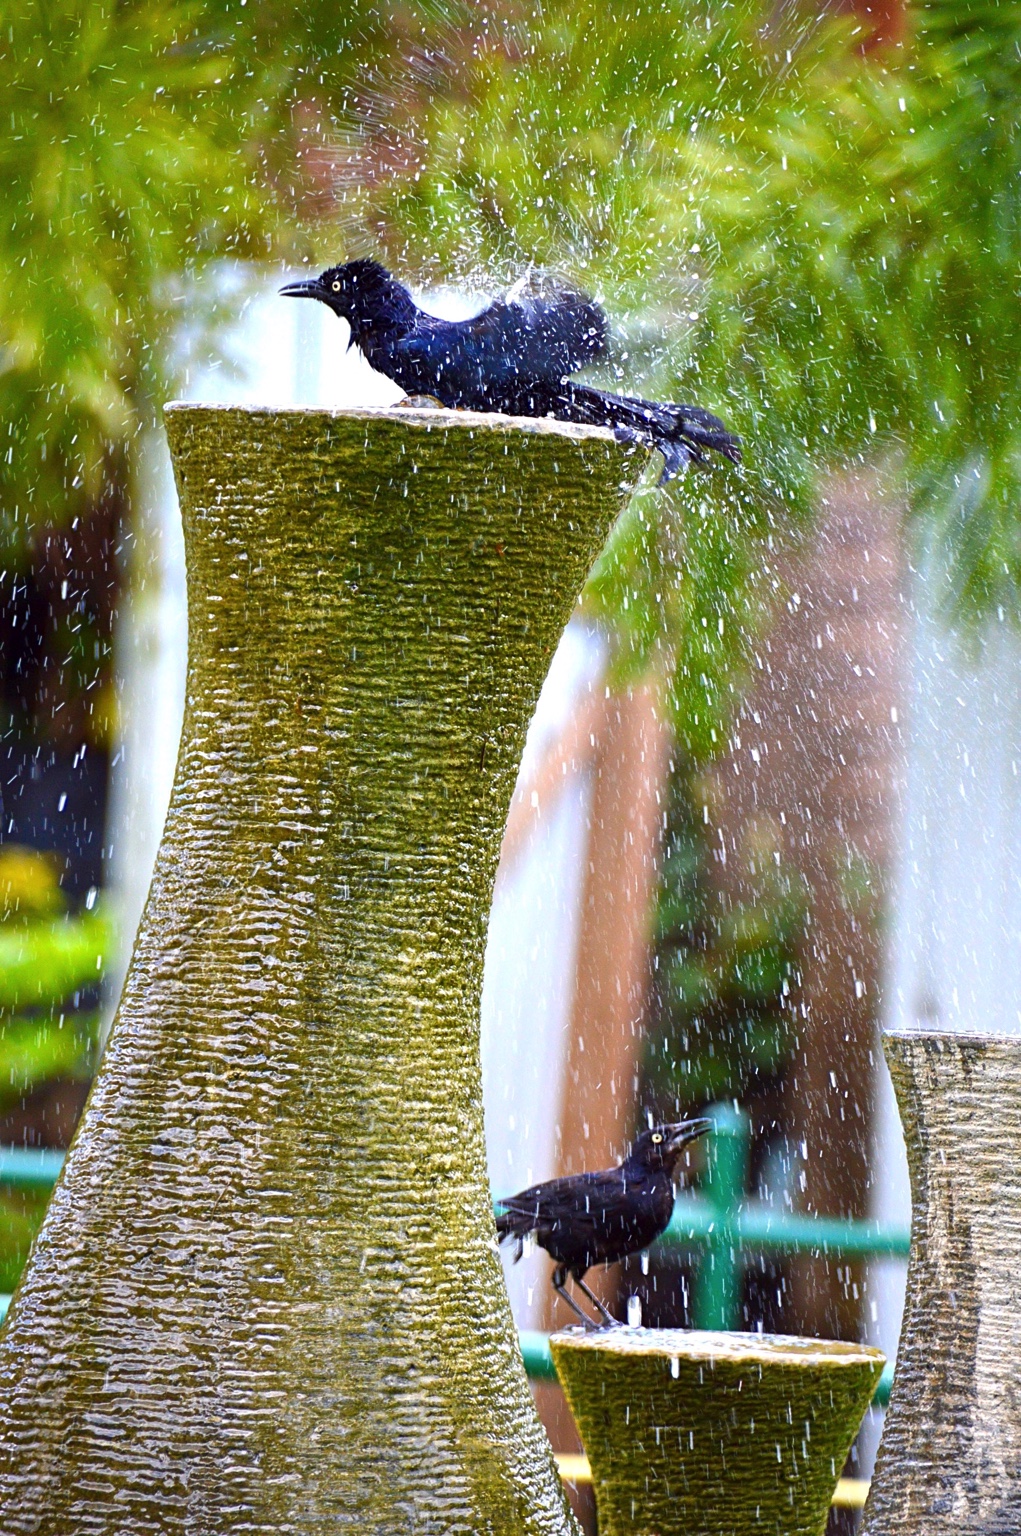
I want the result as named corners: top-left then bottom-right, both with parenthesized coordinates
top-left (652, 1132), bottom-right (663, 1144)
top-left (332, 280), bottom-right (341, 292)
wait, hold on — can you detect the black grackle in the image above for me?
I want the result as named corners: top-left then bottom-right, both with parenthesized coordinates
top-left (280, 261), bottom-right (739, 483)
top-left (494, 1118), bottom-right (712, 1328)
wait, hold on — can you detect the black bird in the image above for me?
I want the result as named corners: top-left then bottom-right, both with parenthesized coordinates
top-left (280, 261), bottom-right (740, 483)
top-left (495, 1117), bottom-right (712, 1328)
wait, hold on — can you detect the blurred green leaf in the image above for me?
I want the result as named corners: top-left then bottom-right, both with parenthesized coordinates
top-left (0, 847), bottom-right (66, 924)
top-left (647, 773), bottom-right (805, 1104)
top-left (0, 1011), bottom-right (98, 1103)
top-left (0, 1189), bottom-right (53, 1293)
top-left (0, 907), bottom-right (112, 1010)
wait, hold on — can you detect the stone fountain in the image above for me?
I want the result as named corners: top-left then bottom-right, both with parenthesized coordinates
top-left (0, 404), bottom-right (643, 1534)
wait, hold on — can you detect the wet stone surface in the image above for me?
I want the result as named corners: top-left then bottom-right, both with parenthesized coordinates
top-left (864, 1031), bottom-right (1021, 1536)
top-left (552, 1326), bottom-right (883, 1536)
top-left (0, 405), bottom-right (645, 1534)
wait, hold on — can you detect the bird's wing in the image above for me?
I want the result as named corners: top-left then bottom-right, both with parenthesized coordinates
top-left (467, 289), bottom-right (608, 382)
top-left (496, 1169), bottom-right (625, 1232)
top-left (399, 288), bottom-right (607, 393)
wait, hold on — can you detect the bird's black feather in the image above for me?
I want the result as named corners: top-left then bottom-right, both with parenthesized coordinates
top-left (429, 287), bottom-right (608, 385)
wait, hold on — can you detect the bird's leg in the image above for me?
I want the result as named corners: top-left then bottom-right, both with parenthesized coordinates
top-left (552, 1266), bottom-right (600, 1330)
top-left (658, 441), bottom-right (694, 485)
top-left (573, 1272), bottom-right (621, 1329)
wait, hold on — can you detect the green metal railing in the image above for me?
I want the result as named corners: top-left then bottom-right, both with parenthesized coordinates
top-left (0, 1108), bottom-right (909, 1412)
top-left (674, 1103), bottom-right (909, 1329)
top-left (0, 1148), bottom-right (65, 1191)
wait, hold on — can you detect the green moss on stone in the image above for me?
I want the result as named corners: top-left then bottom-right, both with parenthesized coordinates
top-left (0, 404), bottom-right (645, 1534)
top-left (864, 1031), bottom-right (1021, 1536)
top-left (552, 1327), bottom-right (883, 1536)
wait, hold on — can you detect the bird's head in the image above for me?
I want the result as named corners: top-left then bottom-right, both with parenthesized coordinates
top-left (279, 259), bottom-right (416, 345)
top-left (628, 1118), bottom-right (712, 1176)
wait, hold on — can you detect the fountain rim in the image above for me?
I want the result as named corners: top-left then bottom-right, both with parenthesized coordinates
top-left (884, 1026), bottom-right (1021, 1047)
top-left (551, 1327), bottom-right (885, 1369)
top-left (163, 399), bottom-right (624, 450)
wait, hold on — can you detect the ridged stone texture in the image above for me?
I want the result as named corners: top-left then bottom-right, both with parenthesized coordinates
top-left (863, 1030), bottom-right (1021, 1536)
top-left (553, 1328), bottom-right (883, 1536)
top-left (0, 404), bottom-right (645, 1535)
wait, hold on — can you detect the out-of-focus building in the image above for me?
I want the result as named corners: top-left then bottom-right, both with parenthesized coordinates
top-left (707, 477), bottom-right (909, 1347)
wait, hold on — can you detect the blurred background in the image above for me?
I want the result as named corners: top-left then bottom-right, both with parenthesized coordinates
top-left (4, 0), bottom-right (1021, 1524)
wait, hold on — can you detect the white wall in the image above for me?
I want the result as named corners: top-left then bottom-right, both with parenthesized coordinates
top-left (888, 603), bottom-right (1021, 1036)
top-left (482, 622), bottom-right (605, 1326)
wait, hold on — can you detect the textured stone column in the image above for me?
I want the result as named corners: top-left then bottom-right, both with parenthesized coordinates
top-left (863, 1030), bottom-right (1021, 1534)
top-left (553, 1327), bottom-right (883, 1536)
top-left (0, 404), bottom-right (644, 1535)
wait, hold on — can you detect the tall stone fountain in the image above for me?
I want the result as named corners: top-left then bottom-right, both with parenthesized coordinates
top-left (0, 404), bottom-right (644, 1534)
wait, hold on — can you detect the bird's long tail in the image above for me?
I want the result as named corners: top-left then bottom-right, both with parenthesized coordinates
top-left (494, 1204), bottom-right (533, 1264)
top-left (556, 382), bottom-right (740, 483)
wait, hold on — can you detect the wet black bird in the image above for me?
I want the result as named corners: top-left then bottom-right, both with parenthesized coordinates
top-left (495, 1118), bottom-right (712, 1328)
top-left (280, 261), bottom-right (740, 483)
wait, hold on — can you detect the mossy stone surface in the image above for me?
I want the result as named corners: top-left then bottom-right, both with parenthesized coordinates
top-left (864, 1030), bottom-right (1021, 1536)
top-left (552, 1327), bottom-right (884, 1536)
top-left (0, 404), bottom-right (645, 1534)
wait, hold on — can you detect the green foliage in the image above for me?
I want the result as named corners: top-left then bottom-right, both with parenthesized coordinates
top-left (0, 1188), bottom-right (53, 1294)
top-left (645, 782), bottom-right (807, 1104)
top-left (317, 0), bottom-right (1021, 731)
top-left (584, 475), bottom-right (783, 756)
top-left (0, 1012), bottom-right (99, 1103)
top-left (729, 0), bottom-right (1021, 617)
top-left (0, 910), bottom-right (112, 1012)
top-left (0, 847), bottom-right (111, 1109)
top-left (0, 854), bottom-right (100, 1297)
top-left (2, 0), bottom-right (247, 554)
top-left (0, 0), bottom-right (404, 562)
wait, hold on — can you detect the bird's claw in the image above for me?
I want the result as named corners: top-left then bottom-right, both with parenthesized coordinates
top-left (612, 424), bottom-right (641, 446)
top-left (658, 442), bottom-right (695, 484)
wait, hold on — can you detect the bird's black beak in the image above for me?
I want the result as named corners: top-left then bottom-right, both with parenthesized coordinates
top-left (665, 1117), bottom-right (714, 1152)
top-left (279, 279), bottom-right (326, 301)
